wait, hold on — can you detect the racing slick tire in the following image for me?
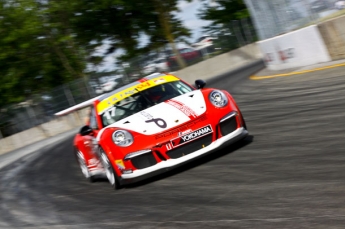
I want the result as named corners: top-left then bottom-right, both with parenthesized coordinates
top-left (237, 108), bottom-right (247, 130)
top-left (99, 147), bottom-right (121, 190)
top-left (241, 116), bottom-right (247, 130)
top-left (74, 148), bottom-right (96, 183)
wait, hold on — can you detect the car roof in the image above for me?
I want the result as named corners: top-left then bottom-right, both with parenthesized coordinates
top-left (98, 73), bottom-right (166, 101)
top-left (96, 73), bottom-right (180, 115)
top-left (55, 73), bottom-right (176, 117)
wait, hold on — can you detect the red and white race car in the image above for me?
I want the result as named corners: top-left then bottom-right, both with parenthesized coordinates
top-left (56, 73), bottom-right (248, 189)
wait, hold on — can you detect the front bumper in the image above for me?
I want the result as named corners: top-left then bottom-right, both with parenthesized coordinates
top-left (119, 127), bottom-right (248, 185)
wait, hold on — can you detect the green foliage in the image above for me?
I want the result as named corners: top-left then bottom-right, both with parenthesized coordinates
top-left (0, 0), bottom-right (86, 108)
top-left (0, 0), bottom-right (193, 108)
top-left (69, 0), bottom-right (191, 61)
top-left (198, 0), bottom-right (250, 31)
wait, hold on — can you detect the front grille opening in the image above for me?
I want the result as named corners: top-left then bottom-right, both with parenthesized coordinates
top-left (219, 116), bottom-right (237, 136)
top-left (154, 150), bottom-right (167, 161)
top-left (215, 124), bottom-right (219, 139)
top-left (167, 134), bottom-right (213, 159)
top-left (131, 152), bottom-right (157, 169)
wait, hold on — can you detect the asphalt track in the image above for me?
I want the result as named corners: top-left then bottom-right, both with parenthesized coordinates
top-left (1, 64), bottom-right (345, 229)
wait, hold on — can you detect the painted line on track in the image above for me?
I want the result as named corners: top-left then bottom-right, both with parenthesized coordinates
top-left (250, 62), bottom-right (345, 80)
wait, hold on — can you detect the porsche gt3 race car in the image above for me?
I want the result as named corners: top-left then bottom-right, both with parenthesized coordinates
top-left (56, 73), bottom-right (248, 189)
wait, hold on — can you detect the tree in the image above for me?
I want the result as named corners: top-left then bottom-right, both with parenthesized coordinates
top-left (69, 0), bottom-right (191, 67)
top-left (0, 0), bottom-right (193, 108)
top-left (0, 0), bottom-right (86, 107)
top-left (198, 0), bottom-right (250, 33)
top-left (150, 0), bottom-right (191, 68)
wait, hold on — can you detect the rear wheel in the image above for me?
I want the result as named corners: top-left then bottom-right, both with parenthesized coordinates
top-left (99, 147), bottom-right (121, 190)
top-left (74, 148), bottom-right (95, 182)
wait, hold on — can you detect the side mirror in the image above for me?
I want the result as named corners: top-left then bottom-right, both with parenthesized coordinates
top-left (79, 125), bottom-right (93, 136)
top-left (195, 79), bottom-right (206, 89)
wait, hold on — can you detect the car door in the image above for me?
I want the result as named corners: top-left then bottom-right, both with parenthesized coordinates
top-left (87, 105), bottom-right (101, 151)
top-left (78, 106), bottom-right (102, 170)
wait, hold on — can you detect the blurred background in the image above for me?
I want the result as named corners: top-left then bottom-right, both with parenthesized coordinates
top-left (245, 0), bottom-right (344, 39)
top-left (0, 0), bottom-right (344, 139)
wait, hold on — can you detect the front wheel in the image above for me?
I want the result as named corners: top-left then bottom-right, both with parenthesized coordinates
top-left (99, 147), bottom-right (121, 190)
top-left (241, 116), bottom-right (247, 130)
top-left (74, 148), bottom-right (95, 183)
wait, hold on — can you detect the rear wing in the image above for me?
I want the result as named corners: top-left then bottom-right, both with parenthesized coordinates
top-left (54, 95), bottom-right (103, 116)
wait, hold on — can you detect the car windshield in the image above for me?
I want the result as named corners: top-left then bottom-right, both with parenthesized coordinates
top-left (101, 80), bottom-right (194, 127)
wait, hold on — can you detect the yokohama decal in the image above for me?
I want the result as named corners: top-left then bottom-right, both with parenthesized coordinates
top-left (165, 100), bottom-right (197, 119)
top-left (169, 125), bottom-right (213, 149)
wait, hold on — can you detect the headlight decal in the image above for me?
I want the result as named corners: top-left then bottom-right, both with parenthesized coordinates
top-left (209, 90), bottom-right (228, 108)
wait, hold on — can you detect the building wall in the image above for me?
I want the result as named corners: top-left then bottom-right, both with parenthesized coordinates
top-left (318, 16), bottom-right (345, 60)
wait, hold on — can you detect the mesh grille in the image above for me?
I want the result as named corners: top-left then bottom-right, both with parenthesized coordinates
top-left (219, 117), bottom-right (237, 136)
top-left (131, 152), bottom-right (157, 169)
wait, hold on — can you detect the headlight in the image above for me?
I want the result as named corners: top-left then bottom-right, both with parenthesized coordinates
top-left (209, 90), bottom-right (228, 107)
top-left (112, 130), bottom-right (133, 147)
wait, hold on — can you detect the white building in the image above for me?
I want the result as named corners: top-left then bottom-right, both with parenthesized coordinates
top-left (244, 0), bottom-right (335, 40)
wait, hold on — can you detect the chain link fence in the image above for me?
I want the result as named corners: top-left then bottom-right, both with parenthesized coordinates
top-left (0, 19), bottom-right (257, 139)
top-left (124, 17), bottom-right (257, 75)
top-left (244, 0), bottom-right (341, 40)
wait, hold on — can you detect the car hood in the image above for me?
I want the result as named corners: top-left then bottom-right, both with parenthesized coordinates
top-left (97, 90), bottom-right (207, 139)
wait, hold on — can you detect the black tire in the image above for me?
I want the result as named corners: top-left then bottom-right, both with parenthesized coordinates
top-left (74, 148), bottom-right (96, 183)
top-left (98, 147), bottom-right (121, 190)
top-left (237, 108), bottom-right (247, 130)
top-left (241, 116), bottom-right (247, 130)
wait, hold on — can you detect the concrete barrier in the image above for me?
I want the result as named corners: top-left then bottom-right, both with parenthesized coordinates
top-left (0, 108), bottom-right (89, 155)
top-left (3, 15), bottom-right (345, 156)
top-left (0, 45), bottom-right (263, 155)
top-left (318, 15), bottom-right (345, 61)
top-left (258, 25), bottom-right (331, 70)
top-left (176, 43), bottom-right (263, 84)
